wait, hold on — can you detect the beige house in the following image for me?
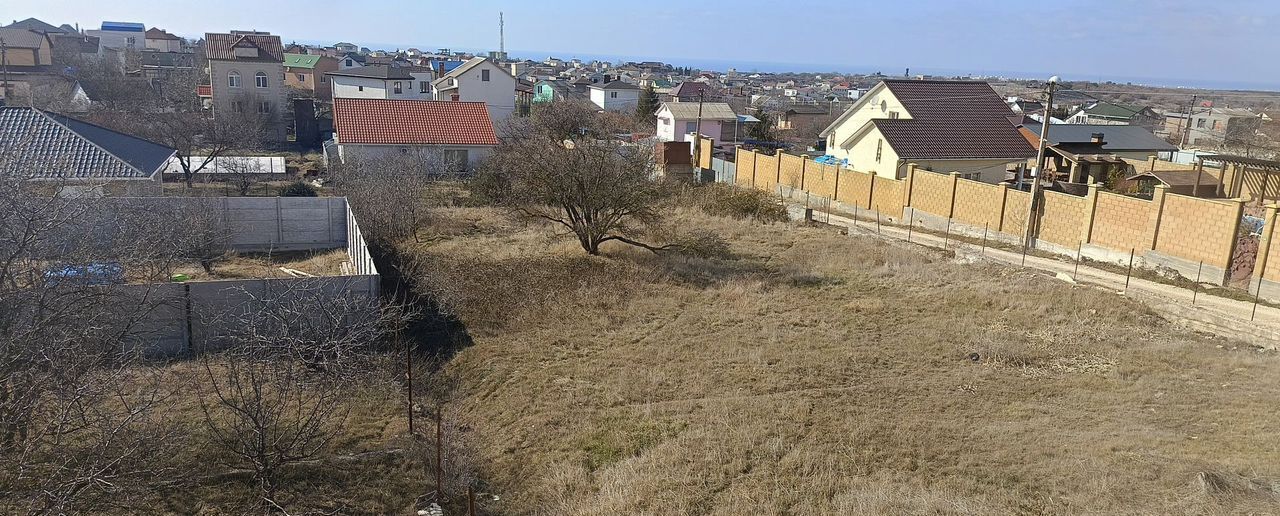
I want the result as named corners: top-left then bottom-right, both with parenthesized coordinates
top-left (819, 80), bottom-right (1035, 183)
top-left (204, 31), bottom-right (287, 142)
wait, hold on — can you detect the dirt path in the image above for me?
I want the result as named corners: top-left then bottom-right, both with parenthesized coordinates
top-left (810, 208), bottom-right (1280, 346)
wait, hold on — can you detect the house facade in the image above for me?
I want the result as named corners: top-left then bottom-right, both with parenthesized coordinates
top-left (1065, 102), bottom-right (1161, 132)
top-left (1163, 107), bottom-right (1264, 147)
top-left (86, 21), bottom-right (145, 52)
top-left (431, 57), bottom-right (517, 121)
top-left (144, 27), bottom-right (182, 52)
top-left (328, 65), bottom-right (432, 100)
top-left (330, 98), bottom-right (498, 170)
top-left (655, 102), bottom-right (737, 143)
top-left (284, 53), bottom-right (339, 99)
top-left (589, 81), bottom-right (640, 111)
top-left (820, 80), bottom-right (1035, 182)
top-left (204, 31), bottom-right (288, 142)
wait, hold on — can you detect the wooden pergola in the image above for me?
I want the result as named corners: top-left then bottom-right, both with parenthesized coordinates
top-left (1198, 154), bottom-right (1280, 204)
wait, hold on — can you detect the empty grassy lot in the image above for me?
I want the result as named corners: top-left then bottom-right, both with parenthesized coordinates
top-left (408, 203), bottom-right (1280, 515)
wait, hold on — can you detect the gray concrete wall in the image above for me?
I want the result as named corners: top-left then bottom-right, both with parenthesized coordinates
top-left (222, 197), bottom-right (349, 251)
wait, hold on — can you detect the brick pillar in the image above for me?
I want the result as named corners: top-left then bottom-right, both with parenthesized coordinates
top-left (903, 163), bottom-right (918, 208)
top-left (751, 149), bottom-right (760, 188)
top-left (1255, 204), bottom-right (1279, 290)
top-left (996, 183), bottom-right (1009, 232)
top-left (1148, 184), bottom-right (1169, 251)
top-left (947, 171), bottom-right (960, 218)
top-left (1082, 181), bottom-right (1100, 244)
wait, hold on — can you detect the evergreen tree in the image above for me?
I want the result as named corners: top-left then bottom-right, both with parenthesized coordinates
top-left (635, 84), bottom-right (660, 126)
top-left (748, 108), bottom-right (776, 142)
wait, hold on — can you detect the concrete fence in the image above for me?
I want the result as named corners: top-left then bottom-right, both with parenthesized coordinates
top-left (113, 196), bottom-right (380, 356)
top-left (722, 147), bottom-right (1253, 289)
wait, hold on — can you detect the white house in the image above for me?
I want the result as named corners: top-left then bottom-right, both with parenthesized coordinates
top-left (330, 98), bottom-right (499, 170)
top-left (328, 65), bottom-right (432, 100)
top-left (85, 21), bottom-right (144, 52)
top-left (818, 79), bottom-right (1035, 182)
top-left (431, 57), bottom-right (517, 121)
top-left (589, 80), bottom-right (640, 112)
top-left (655, 102), bottom-right (737, 143)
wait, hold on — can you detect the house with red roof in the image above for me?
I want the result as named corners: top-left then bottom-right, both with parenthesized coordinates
top-left (819, 79), bottom-right (1036, 183)
top-left (329, 98), bottom-right (499, 171)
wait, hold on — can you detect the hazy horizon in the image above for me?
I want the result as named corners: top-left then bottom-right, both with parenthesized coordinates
top-left (10, 0), bottom-right (1280, 91)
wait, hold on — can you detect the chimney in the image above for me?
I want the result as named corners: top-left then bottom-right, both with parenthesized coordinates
top-left (1090, 133), bottom-right (1104, 144)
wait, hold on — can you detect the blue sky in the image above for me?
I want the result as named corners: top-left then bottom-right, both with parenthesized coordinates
top-left (10, 0), bottom-right (1279, 89)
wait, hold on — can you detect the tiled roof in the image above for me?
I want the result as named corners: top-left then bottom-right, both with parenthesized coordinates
top-left (0, 107), bottom-right (176, 179)
top-left (284, 53), bottom-right (322, 69)
top-left (204, 32), bottom-right (284, 62)
top-left (333, 98), bottom-right (498, 146)
top-left (871, 80), bottom-right (1036, 160)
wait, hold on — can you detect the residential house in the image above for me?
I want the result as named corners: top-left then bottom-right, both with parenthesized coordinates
top-left (86, 21), bottom-right (145, 52)
top-left (204, 31), bottom-right (288, 142)
top-left (328, 65), bottom-right (432, 100)
top-left (589, 81), bottom-right (640, 111)
top-left (138, 51), bottom-right (195, 83)
top-left (1163, 107), bottom-right (1264, 147)
top-left (1065, 102), bottom-right (1161, 131)
top-left (3, 18), bottom-right (69, 34)
top-left (431, 57), bottom-right (517, 121)
top-left (334, 42), bottom-right (358, 54)
top-left (338, 53), bottom-right (366, 69)
top-left (532, 79), bottom-right (585, 104)
top-left (671, 81), bottom-right (718, 102)
top-left (655, 101), bottom-right (737, 143)
top-left (145, 27), bottom-right (182, 52)
top-left (777, 104), bottom-right (832, 130)
top-left (1023, 124), bottom-right (1178, 161)
top-left (284, 53), bottom-right (339, 99)
top-left (0, 106), bottom-right (175, 196)
top-left (819, 80), bottom-right (1036, 182)
top-left (329, 97), bottom-right (498, 169)
top-left (0, 28), bottom-right (55, 101)
top-left (428, 59), bottom-right (466, 78)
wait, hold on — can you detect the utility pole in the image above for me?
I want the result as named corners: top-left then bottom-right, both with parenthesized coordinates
top-left (499, 12), bottom-right (505, 58)
top-left (1023, 76), bottom-right (1060, 248)
top-left (1179, 94), bottom-right (1197, 148)
top-left (1, 37), bottom-right (9, 104)
top-left (693, 89), bottom-right (705, 160)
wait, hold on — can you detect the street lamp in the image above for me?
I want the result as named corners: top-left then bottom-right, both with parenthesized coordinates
top-left (1023, 75), bottom-right (1059, 248)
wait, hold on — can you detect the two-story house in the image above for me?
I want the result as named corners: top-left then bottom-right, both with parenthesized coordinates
top-left (819, 79), bottom-right (1035, 182)
top-left (1065, 102), bottom-right (1161, 132)
top-left (284, 53), bottom-right (339, 99)
top-left (328, 65), bottom-right (433, 100)
top-left (589, 81), bottom-right (640, 112)
top-left (144, 28), bottom-right (182, 52)
top-left (0, 28), bottom-right (55, 101)
top-left (431, 57), bottom-right (516, 121)
top-left (204, 31), bottom-right (288, 142)
top-left (655, 102), bottom-right (737, 143)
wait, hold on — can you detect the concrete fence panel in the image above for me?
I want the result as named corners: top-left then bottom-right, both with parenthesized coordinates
top-left (836, 169), bottom-right (874, 209)
top-left (803, 162), bottom-right (838, 199)
top-left (871, 176), bottom-right (905, 219)
top-left (952, 179), bottom-right (1005, 229)
top-left (1038, 190), bottom-right (1089, 247)
top-left (908, 170), bottom-right (955, 218)
top-left (1155, 194), bottom-right (1242, 269)
top-left (779, 154), bottom-right (805, 189)
top-left (1091, 191), bottom-right (1154, 253)
top-left (1001, 188), bottom-right (1032, 237)
top-left (754, 153), bottom-right (780, 192)
top-left (735, 148), bottom-right (756, 188)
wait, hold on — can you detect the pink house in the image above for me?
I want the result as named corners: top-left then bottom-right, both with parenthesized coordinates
top-left (655, 101), bottom-right (738, 143)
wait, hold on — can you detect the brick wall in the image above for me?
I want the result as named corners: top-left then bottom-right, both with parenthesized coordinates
top-left (1260, 207), bottom-right (1280, 282)
top-left (1156, 194), bottom-right (1240, 268)
top-left (836, 168), bottom-right (873, 209)
top-left (871, 176), bottom-right (904, 217)
top-left (803, 161), bottom-right (838, 199)
top-left (1001, 188), bottom-right (1031, 237)
top-left (952, 179), bottom-right (1004, 229)
top-left (1091, 192), bottom-right (1152, 252)
top-left (1038, 190), bottom-right (1088, 247)
top-left (755, 153), bottom-right (780, 191)
top-left (779, 153), bottom-right (805, 189)
top-left (735, 148), bottom-right (756, 188)
top-left (909, 170), bottom-right (954, 218)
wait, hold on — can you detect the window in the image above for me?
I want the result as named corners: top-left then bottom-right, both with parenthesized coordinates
top-left (296, 73), bottom-right (306, 82)
top-left (321, 75), bottom-right (328, 83)
top-left (231, 101), bottom-right (243, 113)
top-left (875, 139), bottom-right (883, 163)
top-left (420, 81), bottom-right (429, 93)
top-left (442, 149), bottom-right (468, 172)
top-left (255, 71), bottom-right (267, 88)
top-left (358, 85), bottom-right (364, 92)
top-left (685, 121), bottom-right (697, 135)
top-left (610, 91), bottom-right (618, 98)
top-left (345, 58), bottom-right (353, 66)
top-left (258, 101), bottom-right (270, 114)
top-left (481, 69), bottom-right (490, 81)
top-left (228, 71), bottom-right (241, 88)
top-left (126, 36), bottom-right (136, 47)
top-left (889, 111), bottom-right (899, 119)
top-left (1196, 118), bottom-right (1206, 128)
top-left (394, 81), bottom-right (403, 94)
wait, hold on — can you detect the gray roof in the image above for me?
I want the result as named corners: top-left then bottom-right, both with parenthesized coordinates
top-left (0, 107), bottom-right (176, 179)
top-left (590, 80), bottom-right (639, 90)
top-left (4, 18), bottom-right (67, 33)
top-left (659, 102), bottom-right (737, 121)
top-left (0, 28), bottom-right (49, 49)
top-left (326, 64), bottom-right (414, 80)
top-left (1026, 124), bottom-right (1176, 152)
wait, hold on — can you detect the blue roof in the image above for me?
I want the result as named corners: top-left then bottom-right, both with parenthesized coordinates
top-left (432, 60), bottom-right (464, 72)
top-left (100, 21), bottom-right (145, 32)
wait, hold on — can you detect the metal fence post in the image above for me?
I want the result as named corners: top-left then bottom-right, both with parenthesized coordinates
top-left (1124, 248), bottom-right (1135, 293)
top-left (1192, 261), bottom-right (1203, 306)
top-left (981, 223), bottom-right (988, 255)
top-left (907, 216), bottom-right (914, 243)
top-left (943, 218), bottom-right (952, 250)
top-left (1074, 240), bottom-right (1083, 281)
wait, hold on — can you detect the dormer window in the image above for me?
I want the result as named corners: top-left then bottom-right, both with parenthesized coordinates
top-left (233, 46), bottom-right (259, 58)
top-left (255, 72), bottom-right (268, 88)
top-left (228, 71), bottom-right (241, 88)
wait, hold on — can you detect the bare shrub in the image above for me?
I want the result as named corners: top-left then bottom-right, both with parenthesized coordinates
top-left (681, 182), bottom-right (788, 223)
top-left (329, 150), bottom-right (453, 246)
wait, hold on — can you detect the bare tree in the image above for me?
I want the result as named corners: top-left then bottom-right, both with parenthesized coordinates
top-left (329, 150), bottom-right (453, 247)
top-left (479, 102), bottom-right (675, 255)
top-left (195, 280), bottom-right (403, 511)
top-left (143, 110), bottom-right (265, 188)
top-left (219, 157), bottom-right (265, 196)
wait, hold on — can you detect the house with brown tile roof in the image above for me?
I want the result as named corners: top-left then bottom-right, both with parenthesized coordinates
top-left (204, 31), bottom-right (287, 142)
top-left (329, 98), bottom-right (498, 171)
top-left (819, 79), bottom-right (1036, 183)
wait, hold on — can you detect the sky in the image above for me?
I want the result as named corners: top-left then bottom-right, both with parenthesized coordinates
top-left (9, 0), bottom-right (1280, 89)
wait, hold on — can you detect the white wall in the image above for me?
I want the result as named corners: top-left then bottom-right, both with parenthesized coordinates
top-left (433, 60), bottom-right (516, 121)
top-left (331, 75), bottom-right (428, 99)
top-left (590, 87), bottom-right (640, 111)
top-left (825, 84), bottom-right (909, 164)
top-left (337, 143), bottom-right (494, 167)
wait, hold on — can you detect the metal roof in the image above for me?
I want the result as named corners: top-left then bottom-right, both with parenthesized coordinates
top-left (284, 53), bottom-right (322, 69)
top-left (1026, 124), bottom-right (1176, 152)
top-left (0, 107), bottom-right (175, 179)
top-left (659, 102), bottom-right (737, 121)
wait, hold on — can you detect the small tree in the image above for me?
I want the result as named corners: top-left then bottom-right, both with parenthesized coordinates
top-left (328, 149), bottom-right (447, 246)
top-left (220, 157), bottom-right (264, 196)
top-left (635, 84), bottom-right (660, 127)
top-left (748, 108), bottom-right (777, 143)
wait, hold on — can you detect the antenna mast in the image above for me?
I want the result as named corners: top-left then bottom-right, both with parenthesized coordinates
top-left (499, 12), bottom-right (505, 56)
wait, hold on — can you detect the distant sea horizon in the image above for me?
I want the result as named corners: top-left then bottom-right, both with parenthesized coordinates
top-left (290, 39), bottom-right (1280, 93)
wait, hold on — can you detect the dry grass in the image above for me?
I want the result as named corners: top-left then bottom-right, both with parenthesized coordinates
top-left (409, 205), bottom-right (1280, 515)
top-left (163, 249), bottom-right (350, 282)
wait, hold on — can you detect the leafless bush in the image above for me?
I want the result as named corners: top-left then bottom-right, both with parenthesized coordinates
top-left (329, 150), bottom-right (456, 246)
top-left (681, 182), bottom-right (789, 223)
